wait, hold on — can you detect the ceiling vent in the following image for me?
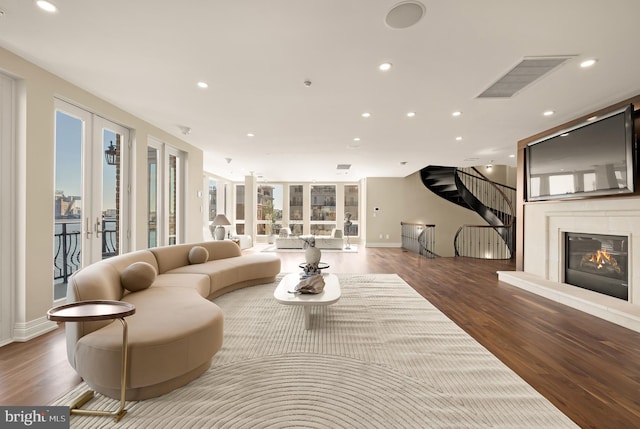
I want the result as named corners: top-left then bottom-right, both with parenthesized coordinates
top-left (477, 56), bottom-right (575, 98)
top-left (337, 164), bottom-right (352, 170)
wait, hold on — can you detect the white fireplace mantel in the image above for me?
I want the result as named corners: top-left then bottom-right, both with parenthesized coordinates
top-left (500, 200), bottom-right (640, 333)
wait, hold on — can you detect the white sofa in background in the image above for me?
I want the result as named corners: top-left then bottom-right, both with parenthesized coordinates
top-left (275, 228), bottom-right (344, 250)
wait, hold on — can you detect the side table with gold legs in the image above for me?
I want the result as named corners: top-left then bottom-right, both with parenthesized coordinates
top-left (47, 300), bottom-right (136, 423)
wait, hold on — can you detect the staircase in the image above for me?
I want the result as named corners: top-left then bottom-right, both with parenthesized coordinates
top-left (420, 166), bottom-right (516, 259)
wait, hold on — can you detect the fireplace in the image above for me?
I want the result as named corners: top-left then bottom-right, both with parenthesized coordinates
top-left (564, 232), bottom-right (629, 300)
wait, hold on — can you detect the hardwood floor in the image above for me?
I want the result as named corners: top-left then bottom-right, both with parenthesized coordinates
top-left (2, 246), bottom-right (640, 428)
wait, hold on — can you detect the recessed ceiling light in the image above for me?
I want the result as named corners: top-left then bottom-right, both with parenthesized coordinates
top-left (509, 154), bottom-right (515, 158)
top-left (452, 111), bottom-right (462, 117)
top-left (580, 59), bottom-right (597, 68)
top-left (197, 81), bottom-right (208, 89)
top-left (455, 136), bottom-right (463, 141)
top-left (36, 0), bottom-right (57, 12)
top-left (406, 112), bottom-right (416, 117)
top-left (353, 137), bottom-right (361, 141)
top-left (379, 62), bottom-right (393, 71)
top-left (543, 110), bottom-right (555, 116)
top-left (361, 112), bottom-right (371, 118)
top-left (247, 133), bottom-right (255, 137)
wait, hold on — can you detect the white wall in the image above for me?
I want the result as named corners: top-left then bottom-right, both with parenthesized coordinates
top-left (365, 173), bottom-right (485, 256)
top-left (0, 46), bottom-right (204, 339)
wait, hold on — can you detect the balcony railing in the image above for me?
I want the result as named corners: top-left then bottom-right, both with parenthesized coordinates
top-left (401, 222), bottom-right (436, 258)
top-left (54, 219), bottom-right (118, 285)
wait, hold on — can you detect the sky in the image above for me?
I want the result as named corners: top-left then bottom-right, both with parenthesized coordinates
top-left (55, 110), bottom-right (117, 212)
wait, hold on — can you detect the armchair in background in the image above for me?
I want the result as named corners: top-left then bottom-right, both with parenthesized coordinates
top-left (224, 225), bottom-right (253, 249)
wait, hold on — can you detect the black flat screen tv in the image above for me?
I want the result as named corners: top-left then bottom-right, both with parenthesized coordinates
top-left (526, 104), bottom-right (636, 201)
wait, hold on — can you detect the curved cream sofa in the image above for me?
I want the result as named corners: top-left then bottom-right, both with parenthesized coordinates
top-left (65, 240), bottom-right (281, 401)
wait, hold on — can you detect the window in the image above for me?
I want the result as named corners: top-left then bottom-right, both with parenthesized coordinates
top-left (257, 184), bottom-right (283, 236)
top-left (288, 185), bottom-right (303, 235)
top-left (208, 178), bottom-right (217, 221)
top-left (235, 184), bottom-right (245, 234)
top-left (344, 184), bottom-right (359, 237)
top-left (147, 147), bottom-right (158, 247)
top-left (147, 139), bottom-right (184, 246)
top-left (310, 185), bottom-right (336, 236)
top-left (54, 100), bottom-right (130, 300)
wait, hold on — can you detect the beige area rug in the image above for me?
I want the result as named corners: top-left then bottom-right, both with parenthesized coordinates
top-left (54, 274), bottom-right (578, 428)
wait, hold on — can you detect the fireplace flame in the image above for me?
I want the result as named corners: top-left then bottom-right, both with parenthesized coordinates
top-left (589, 250), bottom-right (611, 269)
top-left (581, 249), bottom-right (621, 274)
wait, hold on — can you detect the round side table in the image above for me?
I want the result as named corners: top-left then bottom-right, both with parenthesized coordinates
top-left (47, 300), bottom-right (135, 422)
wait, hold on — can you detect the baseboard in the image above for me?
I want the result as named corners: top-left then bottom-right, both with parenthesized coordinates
top-left (498, 271), bottom-right (640, 334)
top-left (365, 242), bottom-right (401, 248)
top-left (13, 316), bottom-right (58, 342)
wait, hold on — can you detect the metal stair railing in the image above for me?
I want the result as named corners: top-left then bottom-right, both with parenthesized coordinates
top-left (453, 167), bottom-right (516, 259)
top-left (401, 222), bottom-right (437, 258)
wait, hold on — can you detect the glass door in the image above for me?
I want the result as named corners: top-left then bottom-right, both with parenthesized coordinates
top-left (53, 100), bottom-right (130, 301)
top-left (93, 116), bottom-right (129, 260)
top-left (147, 146), bottom-right (159, 248)
top-left (0, 72), bottom-right (15, 345)
top-left (147, 139), bottom-right (184, 247)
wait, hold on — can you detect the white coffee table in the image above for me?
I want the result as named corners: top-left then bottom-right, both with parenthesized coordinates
top-left (274, 273), bottom-right (341, 329)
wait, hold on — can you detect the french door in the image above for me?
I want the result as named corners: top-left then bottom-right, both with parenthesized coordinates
top-left (147, 138), bottom-right (184, 247)
top-left (0, 73), bottom-right (15, 345)
top-left (53, 100), bottom-right (130, 301)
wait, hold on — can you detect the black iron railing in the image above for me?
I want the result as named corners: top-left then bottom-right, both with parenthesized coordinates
top-left (53, 219), bottom-right (118, 285)
top-left (453, 167), bottom-right (516, 259)
top-left (53, 221), bottom-right (82, 285)
top-left (401, 222), bottom-right (437, 258)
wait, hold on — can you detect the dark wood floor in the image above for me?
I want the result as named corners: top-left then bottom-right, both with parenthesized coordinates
top-left (2, 246), bottom-right (640, 428)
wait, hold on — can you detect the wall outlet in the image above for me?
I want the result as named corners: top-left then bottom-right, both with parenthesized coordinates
top-left (379, 234), bottom-right (383, 239)
top-left (385, 234), bottom-right (389, 239)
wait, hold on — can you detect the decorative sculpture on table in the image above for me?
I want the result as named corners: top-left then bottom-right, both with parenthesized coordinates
top-left (344, 212), bottom-right (353, 250)
top-left (301, 236), bottom-right (321, 265)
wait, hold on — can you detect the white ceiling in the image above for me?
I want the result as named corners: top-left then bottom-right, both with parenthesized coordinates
top-left (1, 0), bottom-right (639, 182)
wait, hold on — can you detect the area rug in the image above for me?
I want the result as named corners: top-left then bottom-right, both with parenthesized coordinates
top-left (54, 274), bottom-right (578, 428)
top-left (262, 244), bottom-right (358, 253)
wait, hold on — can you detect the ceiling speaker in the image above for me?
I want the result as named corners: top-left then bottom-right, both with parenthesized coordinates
top-left (385, 1), bottom-right (425, 29)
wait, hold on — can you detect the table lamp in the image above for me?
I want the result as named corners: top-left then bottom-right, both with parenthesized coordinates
top-left (211, 214), bottom-right (231, 240)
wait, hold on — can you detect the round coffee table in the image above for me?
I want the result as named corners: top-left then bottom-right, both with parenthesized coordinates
top-left (47, 300), bottom-right (135, 422)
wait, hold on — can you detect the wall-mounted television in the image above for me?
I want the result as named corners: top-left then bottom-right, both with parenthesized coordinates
top-left (526, 104), bottom-right (637, 201)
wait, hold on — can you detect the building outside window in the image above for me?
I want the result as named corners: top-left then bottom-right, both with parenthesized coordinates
top-left (344, 184), bottom-right (359, 237)
top-left (288, 184), bottom-right (303, 235)
top-left (208, 179), bottom-right (217, 222)
top-left (310, 185), bottom-right (336, 236)
top-left (235, 184), bottom-right (245, 234)
top-left (257, 184), bottom-right (282, 236)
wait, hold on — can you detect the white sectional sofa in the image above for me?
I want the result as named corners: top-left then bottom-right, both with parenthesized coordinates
top-left (275, 228), bottom-right (344, 250)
